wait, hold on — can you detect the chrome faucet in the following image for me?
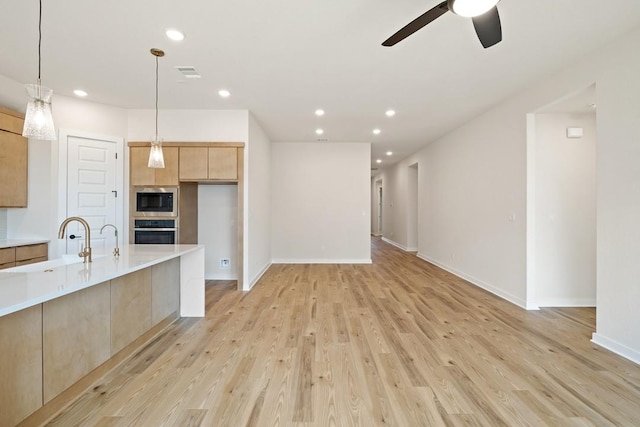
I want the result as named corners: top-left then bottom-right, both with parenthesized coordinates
top-left (58, 217), bottom-right (92, 263)
top-left (100, 223), bottom-right (120, 257)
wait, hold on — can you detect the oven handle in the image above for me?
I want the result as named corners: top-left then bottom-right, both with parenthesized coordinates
top-left (134, 228), bottom-right (177, 232)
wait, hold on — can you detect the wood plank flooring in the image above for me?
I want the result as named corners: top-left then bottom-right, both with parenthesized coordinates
top-left (39, 238), bottom-right (640, 426)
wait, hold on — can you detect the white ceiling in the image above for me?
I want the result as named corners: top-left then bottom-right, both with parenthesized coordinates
top-left (1, 1), bottom-right (639, 169)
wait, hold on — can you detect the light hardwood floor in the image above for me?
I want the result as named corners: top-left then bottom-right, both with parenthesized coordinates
top-left (39, 238), bottom-right (640, 426)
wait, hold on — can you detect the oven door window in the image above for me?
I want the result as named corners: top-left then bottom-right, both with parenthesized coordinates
top-left (134, 230), bottom-right (176, 244)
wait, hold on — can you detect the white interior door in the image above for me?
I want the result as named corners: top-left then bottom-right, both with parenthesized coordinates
top-left (63, 133), bottom-right (121, 255)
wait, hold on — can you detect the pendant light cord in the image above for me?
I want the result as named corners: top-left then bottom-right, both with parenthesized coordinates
top-left (38, 0), bottom-right (42, 80)
top-left (155, 54), bottom-right (159, 141)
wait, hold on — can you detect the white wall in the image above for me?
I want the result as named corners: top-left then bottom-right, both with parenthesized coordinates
top-left (272, 142), bottom-right (371, 263)
top-left (534, 113), bottom-right (596, 307)
top-left (373, 26), bottom-right (640, 363)
top-left (247, 114), bottom-right (271, 289)
top-left (198, 185), bottom-right (237, 280)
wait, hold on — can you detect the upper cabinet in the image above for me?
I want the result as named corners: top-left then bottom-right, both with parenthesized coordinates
top-left (130, 146), bottom-right (179, 187)
top-left (0, 108), bottom-right (28, 207)
top-left (179, 147), bottom-right (238, 182)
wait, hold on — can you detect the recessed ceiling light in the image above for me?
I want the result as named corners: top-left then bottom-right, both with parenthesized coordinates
top-left (315, 109), bottom-right (325, 116)
top-left (218, 89), bottom-right (231, 98)
top-left (73, 89), bottom-right (87, 97)
top-left (166, 29), bottom-right (185, 41)
top-left (376, 159), bottom-right (382, 164)
top-left (386, 151), bottom-right (393, 156)
top-left (316, 128), bottom-right (324, 135)
top-left (385, 109), bottom-right (396, 117)
top-left (373, 128), bottom-right (381, 135)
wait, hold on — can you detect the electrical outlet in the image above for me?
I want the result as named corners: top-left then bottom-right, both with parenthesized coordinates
top-left (220, 258), bottom-right (230, 269)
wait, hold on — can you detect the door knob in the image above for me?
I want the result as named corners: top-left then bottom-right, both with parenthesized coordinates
top-left (69, 234), bottom-right (83, 239)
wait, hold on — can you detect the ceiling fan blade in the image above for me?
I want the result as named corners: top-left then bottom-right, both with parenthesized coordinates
top-left (382, 1), bottom-right (449, 47)
top-left (471, 6), bottom-right (502, 48)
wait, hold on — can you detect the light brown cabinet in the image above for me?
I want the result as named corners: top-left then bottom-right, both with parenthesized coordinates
top-left (0, 243), bottom-right (48, 271)
top-left (0, 305), bottom-right (43, 427)
top-left (0, 108), bottom-right (28, 207)
top-left (179, 146), bottom-right (238, 181)
top-left (43, 282), bottom-right (111, 403)
top-left (130, 146), bottom-right (179, 186)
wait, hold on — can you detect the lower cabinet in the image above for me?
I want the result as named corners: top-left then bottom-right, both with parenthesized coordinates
top-left (0, 258), bottom-right (181, 426)
top-left (111, 268), bottom-right (152, 354)
top-left (43, 282), bottom-right (111, 403)
top-left (0, 306), bottom-right (42, 427)
top-left (0, 242), bottom-right (49, 271)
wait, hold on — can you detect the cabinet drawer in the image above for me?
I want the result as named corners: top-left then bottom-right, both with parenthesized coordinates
top-left (0, 261), bottom-right (16, 270)
top-left (0, 247), bottom-right (16, 264)
top-left (15, 256), bottom-right (48, 267)
top-left (16, 243), bottom-right (48, 262)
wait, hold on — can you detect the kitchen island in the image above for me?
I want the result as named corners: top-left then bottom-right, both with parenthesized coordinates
top-left (0, 244), bottom-right (205, 427)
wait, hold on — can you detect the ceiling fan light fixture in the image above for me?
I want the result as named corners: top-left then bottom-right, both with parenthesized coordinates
top-left (448, 0), bottom-right (500, 17)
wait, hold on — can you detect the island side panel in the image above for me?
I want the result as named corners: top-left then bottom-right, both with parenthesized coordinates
top-left (0, 305), bottom-right (42, 427)
top-left (180, 247), bottom-right (205, 317)
top-left (111, 268), bottom-right (152, 354)
top-left (43, 282), bottom-right (111, 403)
top-left (151, 257), bottom-right (180, 324)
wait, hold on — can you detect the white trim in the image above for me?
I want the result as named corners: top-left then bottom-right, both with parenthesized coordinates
top-left (205, 274), bottom-right (239, 281)
top-left (536, 298), bottom-right (596, 308)
top-left (591, 333), bottom-right (640, 365)
top-left (416, 252), bottom-right (528, 309)
top-left (246, 261), bottom-right (272, 291)
top-left (272, 259), bottom-right (372, 265)
top-left (382, 237), bottom-right (418, 252)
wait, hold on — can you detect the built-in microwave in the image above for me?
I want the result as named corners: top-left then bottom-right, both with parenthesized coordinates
top-left (134, 187), bottom-right (178, 217)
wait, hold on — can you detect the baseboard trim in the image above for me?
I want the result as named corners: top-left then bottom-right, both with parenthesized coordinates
top-left (416, 252), bottom-right (527, 309)
top-left (272, 259), bottom-right (372, 265)
top-left (536, 298), bottom-right (596, 308)
top-left (246, 262), bottom-right (272, 291)
top-left (381, 237), bottom-right (417, 252)
top-left (591, 333), bottom-right (640, 365)
top-left (205, 274), bottom-right (238, 281)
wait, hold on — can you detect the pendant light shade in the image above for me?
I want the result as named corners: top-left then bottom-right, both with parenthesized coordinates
top-left (23, 0), bottom-right (56, 140)
top-left (148, 139), bottom-right (165, 168)
top-left (148, 48), bottom-right (165, 168)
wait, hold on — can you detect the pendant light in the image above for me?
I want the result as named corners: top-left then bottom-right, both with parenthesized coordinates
top-left (148, 48), bottom-right (165, 168)
top-left (23, 0), bottom-right (56, 140)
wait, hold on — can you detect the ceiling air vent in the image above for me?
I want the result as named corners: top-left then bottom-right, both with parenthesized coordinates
top-left (175, 66), bottom-right (201, 78)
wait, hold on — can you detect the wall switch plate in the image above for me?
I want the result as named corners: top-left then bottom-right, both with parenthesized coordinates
top-left (220, 258), bottom-right (230, 269)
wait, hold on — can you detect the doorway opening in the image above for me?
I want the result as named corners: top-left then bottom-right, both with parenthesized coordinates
top-left (526, 84), bottom-right (597, 309)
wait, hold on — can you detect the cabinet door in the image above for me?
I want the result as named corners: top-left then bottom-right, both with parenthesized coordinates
top-left (0, 130), bottom-right (28, 207)
top-left (0, 305), bottom-right (43, 426)
top-left (130, 146), bottom-right (155, 186)
top-left (208, 147), bottom-right (238, 180)
top-left (179, 147), bottom-right (208, 181)
top-left (155, 147), bottom-right (179, 186)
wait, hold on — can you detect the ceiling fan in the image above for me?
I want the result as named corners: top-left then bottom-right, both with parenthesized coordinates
top-left (382, 0), bottom-right (503, 49)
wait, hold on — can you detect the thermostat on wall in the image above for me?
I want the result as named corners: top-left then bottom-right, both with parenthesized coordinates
top-left (566, 127), bottom-right (584, 138)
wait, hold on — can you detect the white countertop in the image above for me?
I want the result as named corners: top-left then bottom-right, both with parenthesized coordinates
top-left (0, 239), bottom-right (50, 249)
top-left (0, 244), bottom-right (203, 317)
